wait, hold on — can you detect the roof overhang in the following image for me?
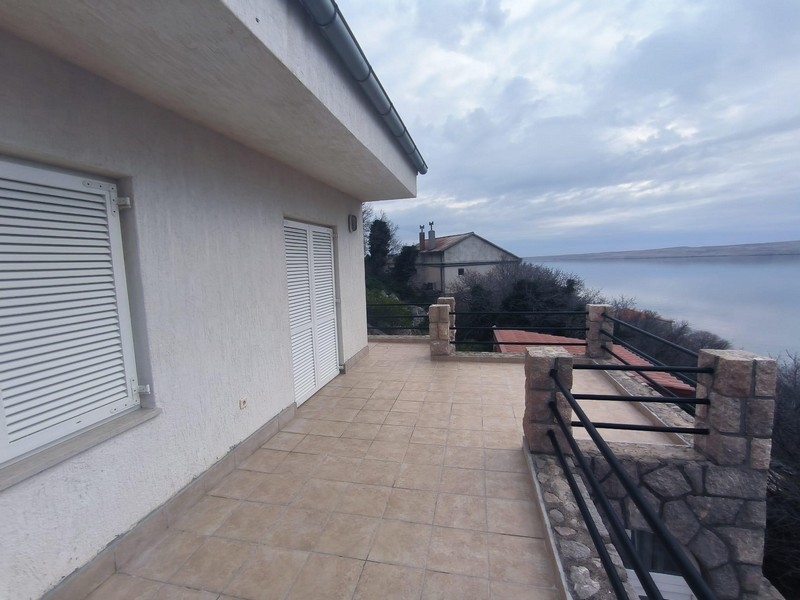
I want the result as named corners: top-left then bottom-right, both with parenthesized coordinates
top-left (0, 0), bottom-right (417, 201)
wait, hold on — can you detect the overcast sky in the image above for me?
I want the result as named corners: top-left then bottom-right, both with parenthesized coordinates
top-left (339, 0), bottom-right (800, 256)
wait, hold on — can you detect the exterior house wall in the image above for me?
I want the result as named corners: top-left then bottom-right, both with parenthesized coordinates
top-left (0, 31), bottom-right (368, 600)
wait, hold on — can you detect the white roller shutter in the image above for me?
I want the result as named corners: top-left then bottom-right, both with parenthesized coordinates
top-left (284, 221), bottom-right (339, 405)
top-left (0, 158), bottom-right (139, 464)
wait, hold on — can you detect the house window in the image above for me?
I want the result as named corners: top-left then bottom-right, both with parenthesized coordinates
top-left (458, 268), bottom-right (465, 276)
top-left (0, 157), bottom-right (141, 465)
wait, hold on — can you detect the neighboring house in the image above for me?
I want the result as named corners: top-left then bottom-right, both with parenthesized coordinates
top-left (0, 1), bottom-right (423, 598)
top-left (414, 227), bottom-right (520, 293)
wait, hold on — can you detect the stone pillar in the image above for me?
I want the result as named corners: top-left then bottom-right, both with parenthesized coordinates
top-left (428, 298), bottom-right (454, 356)
top-left (524, 347), bottom-right (574, 453)
top-left (437, 296), bottom-right (456, 338)
top-left (692, 350), bottom-right (777, 598)
top-left (585, 304), bottom-right (614, 359)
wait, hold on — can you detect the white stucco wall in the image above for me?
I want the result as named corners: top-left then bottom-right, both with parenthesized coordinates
top-left (0, 31), bottom-right (369, 599)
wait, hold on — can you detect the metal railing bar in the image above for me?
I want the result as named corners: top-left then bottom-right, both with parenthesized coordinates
top-left (548, 413), bottom-right (665, 600)
top-left (450, 310), bottom-right (587, 316)
top-left (602, 332), bottom-right (698, 388)
top-left (451, 340), bottom-right (587, 346)
top-left (451, 326), bottom-right (589, 332)
top-left (545, 429), bottom-right (635, 600)
top-left (370, 326), bottom-right (428, 331)
top-left (366, 314), bottom-right (429, 319)
top-left (604, 315), bottom-right (700, 359)
top-left (573, 394), bottom-right (709, 405)
top-left (573, 364), bottom-right (712, 374)
top-left (551, 371), bottom-right (717, 600)
top-left (366, 303), bottom-right (429, 307)
top-left (604, 348), bottom-right (684, 405)
top-left (569, 421), bottom-right (710, 435)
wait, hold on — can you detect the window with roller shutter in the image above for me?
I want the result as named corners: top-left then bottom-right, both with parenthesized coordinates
top-left (284, 220), bottom-right (339, 405)
top-left (0, 157), bottom-right (140, 465)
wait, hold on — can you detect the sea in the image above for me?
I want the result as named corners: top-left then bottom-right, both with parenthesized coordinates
top-left (525, 255), bottom-right (800, 358)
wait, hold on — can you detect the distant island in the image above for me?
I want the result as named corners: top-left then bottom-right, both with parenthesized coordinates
top-left (526, 240), bottom-right (800, 261)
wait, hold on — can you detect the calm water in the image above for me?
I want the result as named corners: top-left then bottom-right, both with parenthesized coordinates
top-left (527, 256), bottom-right (800, 358)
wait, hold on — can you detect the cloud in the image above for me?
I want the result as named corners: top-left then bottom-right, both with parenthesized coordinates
top-left (338, 0), bottom-right (800, 255)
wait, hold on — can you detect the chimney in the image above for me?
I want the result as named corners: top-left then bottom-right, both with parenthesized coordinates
top-left (419, 225), bottom-right (425, 248)
top-left (427, 221), bottom-right (436, 250)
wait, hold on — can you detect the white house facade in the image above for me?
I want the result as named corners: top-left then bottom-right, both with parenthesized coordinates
top-left (415, 230), bottom-right (520, 293)
top-left (0, 1), bottom-right (421, 598)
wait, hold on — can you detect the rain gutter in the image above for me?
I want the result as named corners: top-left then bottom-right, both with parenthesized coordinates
top-left (297, 0), bottom-right (428, 175)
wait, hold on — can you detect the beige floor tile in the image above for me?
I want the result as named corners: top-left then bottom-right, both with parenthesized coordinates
top-left (440, 467), bottom-right (485, 496)
top-left (247, 473), bottom-right (305, 505)
top-left (261, 431), bottom-right (305, 452)
top-left (450, 414), bottom-right (483, 431)
top-left (364, 397), bottom-right (397, 411)
top-left (368, 520), bottom-right (432, 568)
top-left (488, 534), bottom-right (555, 586)
top-left (393, 400), bottom-right (423, 414)
top-left (293, 434), bottom-right (340, 455)
top-left (330, 437), bottom-right (373, 458)
top-left (486, 498), bottom-right (543, 537)
top-left (327, 408), bottom-right (359, 422)
top-left (419, 403), bottom-right (452, 417)
top-left (281, 418), bottom-right (316, 434)
top-left (313, 455), bottom-right (363, 481)
top-left (482, 431), bottom-right (521, 450)
top-left (85, 574), bottom-right (161, 600)
top-left (434, 493), bottom-right (487, 530)
top-left (213, 501), bottom-right (284, 542)
top-left (237, 449), bottom-right (288, 473)
top-left (335, 483), bottom-right (392, 517)
top-left (172, 496), bottom-right (239, 535)
top-left (271, 452), bottom-right (324, 476)
top-left (404, 443), bottom-right (445, 466)
top-left (447, 430), bottom-right (484, 448)
top-left (372, 387), bottom-right (403, 400)
top-left (314, 512), bottom-right (379, 559)
top-left (421, 571), bottom-right (489, 600)
top-left (481, 405), bottom-right (515, 418)
top-left (444, 446), bottom-right (484, 470)
top-left (484, 449), bottom-right (528, 473)
top-left (223, 547), bottom-right (308, 600)
top-left (383, 488), bottom-right (437, 524)
top-left (489, 580), bottom-right (560, 600)
top-left (365, 440), bottom-right (408, 462)
top-left (403, 380), bottom-right (430, 392)
top-left (316, 385), bottom-right (350, 397)
top-left (427, 527), bottom-right (489, 578)
top-left (384, 411), bottom-right (418, 426)
top-left (170, 537), bottom-right (252, 592)
top-left (485, 471), bottom-right (536, 501)
top-left (352, 459), bottom-right (401, 486)
top-left (395, 463), bottom-right (442, 491)
top-left (354, 562), bottom-right (424, 600)
top-left (424, 391), bottom-right (453, 403)
top-left (262, 507), bottom-right (330, 551)
top-left (286, 554), bottom-right (364, 600)
top-left (411, 427), bottom-right (449, 445)
top-left (291, 478), bottom-right (349, 511)
top-left (335, 396), bottom-right (369, 410)
top-left (121, 530), bottom-right (204, 581)
top-left (352, 409), bottom-right (388, 424)
top-left (153, 584), bottom-right (219, 600)
top-left (342, 422), bottom-right (381, 440)
top-left (452, 404), bottom-right (483, 416)
top-left (309, 419), bottom-right (349, 437)
top-left (421, 416), bottom-right (451, 429)
top-left (346, 387), bottom-right (376, 399)
top-left (375, 424), bottom-right (414, 442)
top-left (483, 416), bottom-right (518, 431)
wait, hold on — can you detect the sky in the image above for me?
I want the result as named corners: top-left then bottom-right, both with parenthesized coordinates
top-left (339, 0), bottom-right (800, 256)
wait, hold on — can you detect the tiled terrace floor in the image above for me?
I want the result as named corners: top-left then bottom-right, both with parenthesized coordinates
top-left (88, 342), bottom-right (562, 600)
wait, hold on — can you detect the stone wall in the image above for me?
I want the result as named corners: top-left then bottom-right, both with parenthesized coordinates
top-left (428, 296), bottom-right (455, 356)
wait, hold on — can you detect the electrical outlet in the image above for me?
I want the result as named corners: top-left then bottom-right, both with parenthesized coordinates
top-left (238, 397), bottom-right (248, 410)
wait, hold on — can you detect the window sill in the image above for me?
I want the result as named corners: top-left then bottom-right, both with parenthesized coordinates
top-left (0, 407), bottom-right (161, 492)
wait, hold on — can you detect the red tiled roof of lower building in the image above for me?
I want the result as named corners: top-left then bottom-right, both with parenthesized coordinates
top-left (492, 329), bottom-right (695, 397)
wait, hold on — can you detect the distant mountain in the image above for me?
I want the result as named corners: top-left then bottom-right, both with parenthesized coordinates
top-left (526, 240), bottom-right (800, 261)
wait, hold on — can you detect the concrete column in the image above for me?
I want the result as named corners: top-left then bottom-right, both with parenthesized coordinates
top-left (523, 346), bottom-right (574, 453)
top-left (692, 349), bottom-right (776, 598)
top-left (428, 298), bottom-right (454, 356)
top-left (585, 304), bottom-right (614, 359)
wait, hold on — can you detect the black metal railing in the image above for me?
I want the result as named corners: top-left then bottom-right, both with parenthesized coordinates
top-left (366, 303), bottom-right (428, 333)
top-left (548, 368), bottom-right (717, 599)
top-left (449, 310), bottom-right (588, 350)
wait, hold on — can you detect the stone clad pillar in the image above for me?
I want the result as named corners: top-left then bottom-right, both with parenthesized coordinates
top-left (692, 350), bottom-right (777, 598)
top-left (585, 304), bottom-right (614, 359)
top-left (523, 346), bottom-right (574, 453)
top-left (428, 296), bottom-right (455, 356)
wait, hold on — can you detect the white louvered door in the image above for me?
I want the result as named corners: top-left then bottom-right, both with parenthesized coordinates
top-left (0, 158), bottom-right (139, 464)
top-left (284, 221), bottom-right (339, 405)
